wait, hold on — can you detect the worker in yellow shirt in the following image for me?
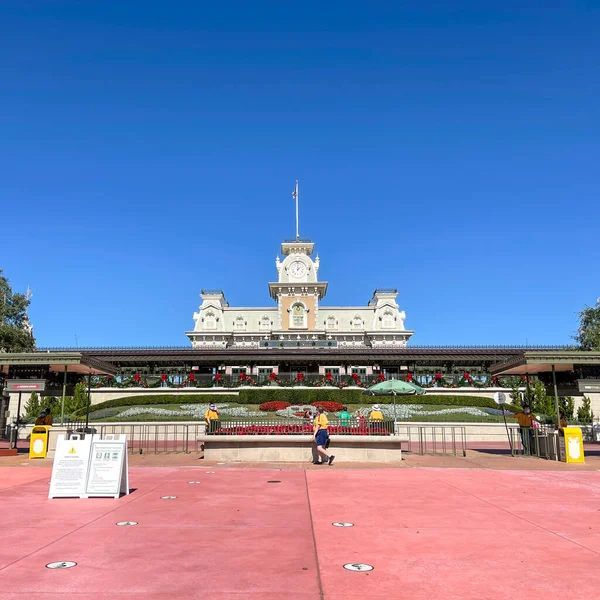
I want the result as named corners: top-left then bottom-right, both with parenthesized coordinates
top-left (369, 404), bottom-right (384, 433)
top-left (204, 403), bottom-right (220, 434)
top-left (513, 406), bottom-right (537, 454)
top-left (313, 406), bottom-right (334, 466)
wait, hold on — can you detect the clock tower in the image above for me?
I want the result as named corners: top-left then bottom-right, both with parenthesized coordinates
top-left (268, 239), bottom-right (328, 332)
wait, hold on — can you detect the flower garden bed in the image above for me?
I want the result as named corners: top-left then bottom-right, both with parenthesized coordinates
top-left (212, 423), bottom-right (392, 436)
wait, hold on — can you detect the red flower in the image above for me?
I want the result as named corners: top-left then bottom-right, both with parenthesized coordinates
top-left (268, 371), bottom-right (277, 381)
top-left (297, 372), bottom-right (304, 381)
top-left (406, 372), bottom-right (413, 382)
top-left (239, 372), bottom-right (246, 381)
top-left (214, 373), bottom-right (221, 382)
top-left (435, 372), bottom-right (442, 380)
top-left (161, 373), bottom-right (167, 382)
top-left (189, 372), bottom-right (195, 382)
top-left (133, 373), bottom-right (140, 382)
top-left (378, 372), bottom-right (385, 381)
top-left (259, 401), bottom-right (291, 412)
top-left (311, 401), bottom-right (344, 412)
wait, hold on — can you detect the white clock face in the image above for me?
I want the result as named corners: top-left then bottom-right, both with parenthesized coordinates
top-left (289, 260), bottom-right (307, 278)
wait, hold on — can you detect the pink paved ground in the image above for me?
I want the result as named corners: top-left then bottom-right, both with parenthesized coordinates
top-left (1, 465), bottom-right (600, 599)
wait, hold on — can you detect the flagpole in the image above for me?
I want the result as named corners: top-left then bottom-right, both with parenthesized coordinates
top-left (295, 180), bottom-right (299, 240)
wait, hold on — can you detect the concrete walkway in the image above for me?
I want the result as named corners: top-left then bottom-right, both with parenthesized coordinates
top-left (1, 455), bottom-right (600, 599)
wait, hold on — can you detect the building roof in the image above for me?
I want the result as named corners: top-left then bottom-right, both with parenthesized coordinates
top-left (0, 351), bottom-right (118, 375)
top-left (489, 351), bottom-right (600, 375)
top-left (30, 346), bottom-right (565, 368)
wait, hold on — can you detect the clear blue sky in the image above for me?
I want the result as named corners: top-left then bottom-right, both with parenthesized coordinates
top-left (2, 1), bottom-right (598, 348)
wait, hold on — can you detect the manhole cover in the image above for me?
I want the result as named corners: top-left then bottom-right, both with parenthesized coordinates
top-left (46, 561), bottom-right (77, 569)
top-left (161, 496), bottom-right (177, 499)
top-left (333, 522), bottom-right (354, 527)
top-left (116, 521), bottom-right (138, 527)
top-left (343, 563), bottom-right (374, 572)
top-left (187, 481), bottom-right (201, 484)
top-left (267, 480), bottom-right (281, 483)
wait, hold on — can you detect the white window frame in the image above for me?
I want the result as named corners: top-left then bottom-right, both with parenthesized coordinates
top-left (289, 301), bottom-right (308, 329)
top-left (204, 312), bottom-right (217, 330)
top-left (382, 311), bottom-right (395, 329)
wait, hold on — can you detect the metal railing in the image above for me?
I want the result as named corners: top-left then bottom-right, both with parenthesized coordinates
top-left (79, 421), bottom-right (470, 457)
top-left (98, 424), bottom-right (205, 454)
top-left (396, 425), bottom-right (467, 456)
top-left (207, 419), bottom-right (395, 436)
top-left (508, 425), bottom-right (560, 460)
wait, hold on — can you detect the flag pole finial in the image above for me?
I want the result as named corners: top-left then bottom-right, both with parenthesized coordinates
top-left (293, 180), bottom-right (299, 240)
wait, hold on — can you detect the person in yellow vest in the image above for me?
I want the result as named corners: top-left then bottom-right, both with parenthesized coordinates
top-left (369, 404), bottom-right (384, 433)
top-left (313, 406), bottom-right (334, 465)
top-left (34, 410), bottom-right (53, 426)
top-left (204, 403), bottom-right (220, 434)
top-left (513, 406), bottom-right (537, 454)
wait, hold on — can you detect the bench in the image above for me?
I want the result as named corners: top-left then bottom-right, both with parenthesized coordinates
top-left (196, 434), bottom-right (409, 463)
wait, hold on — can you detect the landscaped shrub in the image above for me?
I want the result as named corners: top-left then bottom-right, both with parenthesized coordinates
top-left (88, 408), bottom-right (121, 421)
top-left (237, 388), bottom-right (365, 404)
top-left (72, 394), bottom-right (239, 416)
top-left (311, 401), bottom-right (344, 412)
top-left (77, 390), bottom-right (511, 416)
top-left (259, 401), bottom-right (291, 412)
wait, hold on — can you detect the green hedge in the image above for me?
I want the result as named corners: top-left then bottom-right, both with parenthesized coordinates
top-left (73, 394), bottom-right (240, 416)
top-left (237, 388), bottom-right (365, 404)
top-left (78, 390), bottom-right (513, 415)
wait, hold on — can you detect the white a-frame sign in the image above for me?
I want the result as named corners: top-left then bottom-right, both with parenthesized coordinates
top-left (49, 433), bottom-right (129, 499)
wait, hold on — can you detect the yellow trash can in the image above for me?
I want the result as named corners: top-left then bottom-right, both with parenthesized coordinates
top-left (563, 427), bottom-right (585, 464)
top-left (29, 426), bottom-right (50, 459)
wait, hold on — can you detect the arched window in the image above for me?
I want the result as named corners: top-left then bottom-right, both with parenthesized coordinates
top-left (234, 317), bottom-right (246, 331)
top-left (290, 302), bottom-right (307, 329)
top-left (382, 310), bottom-right (394, 329)
top-left (204, 312), bottom-right (216, 330)
top-left (351, 316), bottom-right (363, 330)
top-left (326, 315), bottom-right (337, 330)
top-left (260, 316), bottom-right (271, 331)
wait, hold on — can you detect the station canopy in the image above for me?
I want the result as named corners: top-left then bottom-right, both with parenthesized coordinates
top-left (489, 351), bottom-right (600, 376)
top-left (0, 351), bottom-right (118, 376)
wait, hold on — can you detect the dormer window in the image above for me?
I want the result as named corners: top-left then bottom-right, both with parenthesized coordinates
top-left (351, 316), bottom-right (363, 330)
top-left (382, 310), bottom-right (394, 329)
top-left (326, 315), bottom-right (337, 330)
top-left (260, 316), bottom-right (271, 331)
top-left (204, 312), bottom-right (216, 330)
top-left (234, 317), bottom-right (246, 331)
top-left (290, 302), bottom-right (307, 329)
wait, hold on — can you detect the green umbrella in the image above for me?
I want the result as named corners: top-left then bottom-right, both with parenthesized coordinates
top-left (362, 379), bottom-right (425, 422)
top-left (362, 379), bottom-right (425, 396)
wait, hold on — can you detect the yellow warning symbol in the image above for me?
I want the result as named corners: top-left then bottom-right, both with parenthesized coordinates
top-left (68, 447), bottom-right (77, 455)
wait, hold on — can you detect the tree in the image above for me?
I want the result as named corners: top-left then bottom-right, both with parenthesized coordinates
top-left (528, 380), bottom-right (554, 417)
top-left (0, 269), bottom-right (35, 352)
top-left (62, 381), bottom-right (89, 418)
top-left (577, 396), bottom-right (594, 424)
top-left (574, 298), bottom-right (600, 351)
top-left (559, 396), bottom-right (575, 421)
top-left (23, 391), bottom-right (41, 421)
